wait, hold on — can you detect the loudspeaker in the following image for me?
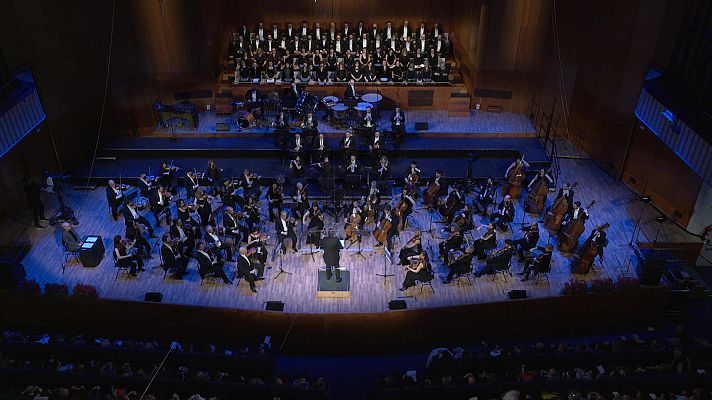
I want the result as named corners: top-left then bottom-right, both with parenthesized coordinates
top-left (216, 122), bottom-right (230, 131)
top-left (265, 301), bottom-right (285, 311)
top-left (144, 292), bottom-right (163, 302)
top-left (508, 290), bottom-right (527, 299)
top-left (415, 122), bottom-right (428, 131)
top-left (638, 257), bottom-right (665, 286)
top-left (388, 300), bottom-right (407, 310)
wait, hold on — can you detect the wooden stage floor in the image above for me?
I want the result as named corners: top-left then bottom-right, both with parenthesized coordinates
top-left (5, 159), bottom-right (699, 314)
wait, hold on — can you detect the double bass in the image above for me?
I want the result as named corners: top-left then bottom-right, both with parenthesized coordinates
top-left (543, 182), bottom-right (579, 231)
top-left (571, 222), bottom-right (610, 274)
top-left (373, 216), bottom-right (393, 244)
top-left (502, 159), bottom-right (527, 199)
top-left (557, 200), bottom-right (595, 252)
top-left (524, 170), bottom-right (552, 214)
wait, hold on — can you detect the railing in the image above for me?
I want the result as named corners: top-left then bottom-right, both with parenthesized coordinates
top-left (0, 71), bottom-right (47, 159)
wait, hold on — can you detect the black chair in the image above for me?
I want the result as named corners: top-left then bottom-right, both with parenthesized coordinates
top-left (534, 259), bottom-right (553, 285)
top-left (200, 271), bottom-right (220, 286)
top-left (492, 253), bottom-right (514, 283)
top-left (113, 253), bottom-right (132, 280)
top-left (417, 262), bottom-right (435, 294)
top-left (455, 258), bottom-right (475, 287)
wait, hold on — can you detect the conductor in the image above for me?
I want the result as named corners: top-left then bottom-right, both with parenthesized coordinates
top-left (322, 230), bottom-right (344, 282)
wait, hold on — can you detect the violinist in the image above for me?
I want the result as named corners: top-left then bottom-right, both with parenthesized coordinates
top-left (443, 246), bottom-right (475, 284)
top-left (205, 225), bottom-right (234, 262)
top-left (398, 230), bottom-right (422, 265)
top-left (344, 200), bottom-right (363, 241)
top-left (175, 199), bottom-right (200, 238)
top-left (490, 195), bottom-right (515, 231)
top-left (527, 168), bottom-right (553, 191)
top-left (169, 218), bottom-right (195, 257)
top-left (241, 169), bottom-right (261, 199)
top-left (106, 179), bottom-right (124, 221)
top-left (159, 161), bottom-right (178, 195)
top-left (375, 205), bottom-right (399, 250)
top-left (236, 247), bottom-right (259, 293)
top-left (579, 224), bottom-right (608, 270)
top-left (292, 182), bottom-right (310, 220)
top-left (561, 201), bottom-right (589, 228)
top-left (289, 154), bottom-right (305, 178)
top-left (473, 177), bottom-right (495, 216)
top-left (303, 201), bottom-right (325, 248)
top-left (193, 188), bottom-right (214, 227)
top-left (266, 183), bottom-right (283, 222)
top-left (275, 210), bottom-right (298, 254)
top-left (219, 177), bottom-right (243, 209)
top-left (122, 201), bottom-right (156, 238)
top-left (473, 223), bottom-right (497, 260)
top-left (520, 244), bottom-right (554, 282)
top-left (399, 252), bottom-right (431, 292)
top-left (506, 221), bottom-right (540, 258)
top-left (243, 196), bottom-right (261, 230)
top-left (475, 242), bottom-right (513, 277)
top-left (377, 155), bottom-right (390, 180)
top-left (160, 235), bottom-right (187, 279)
top-left (138, 173), bottom-right (157, 199)
top-left (223, 207), bottom-right (249, 245)
top-left (195, 241), bottom-right (232, 284)
top-left (150, 185), bottom-right (172, 227)
top-left (439, 224), bottom-right (463, 261)
top-left (113, 235), bottom-right (144, 277)
top-left (247, 229), bottom-right (269, 275)
top-left (206, 160), bottom-right (222, 195)
top-left (125, 220), bottom-right (152, 260)
top-left (184, 170), bottom-right (201, 200)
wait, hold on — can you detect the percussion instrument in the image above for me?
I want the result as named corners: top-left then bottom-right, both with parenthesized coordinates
top-left (322, 96), bottom-right (340, 106)
top-left (331, 103), bottom-right (349, 120)
top-left (379, 77), bottom-right (389, 82)
top-left (361, 93), bottom-right (383, 103)
top-left (236, 111), bottom-right (255, 129)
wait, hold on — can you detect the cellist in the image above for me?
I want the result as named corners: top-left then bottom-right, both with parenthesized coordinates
top-left (344, 200), bottom-right (363, 241)
top-left (549, 182), bottom-right (575, 214)
top-left (396, 191), bottom-right (416, 230)
top-left (423, 170), bottom-right (445, 209)
top-left (374, 205), bottom-right (399, 250)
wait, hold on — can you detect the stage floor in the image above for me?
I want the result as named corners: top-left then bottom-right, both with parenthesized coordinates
top-left (5, 159), bottom-right (700, 314)
top-left (154, 109), bottom-right (536, 135)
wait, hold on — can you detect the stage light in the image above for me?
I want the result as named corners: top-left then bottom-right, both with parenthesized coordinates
top-left (661, 108), bottom-right (676, 123)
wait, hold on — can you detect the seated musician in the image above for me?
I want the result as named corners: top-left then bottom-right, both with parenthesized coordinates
top-left (351, 64), bottom-right (365, 82)
top-left (61, 222), bottom-right (82, 252)
top-left (160, 235), bottom-right (188, 279)
top-left (377, 155), bottom-right (390, 180)
top-left (122, 200), bottom-right (156, 238)
top-left (292, 182), bottom-right (309, 220)
top-left (150, 185), bottom-right (172, 227)
top-left (195, 241), bottom-right (232, 284)
top-left (335, 63), bottom-right (349, 82)
top-left (184, 170), bottom-right (200, 200)
top-left (396, 191), bottom-right (416, 230)
top-left (375, 205), bottom-right (399, 251)
top-left (175, 199), bottom-right (200, 236)
top-left (301, 112), bottom-right (319, 136)
top-left (473, 223), bottom-right (497, 260)
top-left (113, 235), bottom-right (144, 277)
top-left (275, 210), bottom-right (298, 254)
top-left (125, 219), bottom-right (152, 261)
top-left (369, 131), bottom-right (383, 159)
top-left (344, 200), bottom-right (363, 241)
top-left (506, 221), bottom-right (540, 258)
top-left (399, 230), bottom-right (423, 265)
top-left (440, 186), bottom-right (464, 224)
top-left (561, 201), bottom-right (589, 228)
top-left (490, 195), bottom-right (515, 231)
top-left (439, 224), bottom-right (463, 261)
top-left (390, 59), bottom-right (404, 82)
top-left (223, 207), bottom-right (249, 245)
top-left (344, 79), bottom-right (358, 99)
top-left (138, 174), bottom-right (155, 199)
top-left (528, 168), bottom-right (553, 192)
top-left (363, 106), bottom-right (376, 130)
top-left (204, 225), bottom-right (234, 262)
top-left (475, 242), bottom-right (514, 277)
top-left (344, 154), bottom-right (360, 175)
top-left (314, 156), bottom-right (333, 183)
top-left (169, 218), bottom-right (195, 257)
top-left (105, 180), bottom-right (125, 221)
top-left (312, 133), bottom-right (328, 160)
top-left (443, 247), bottom-right (475, 284)
top-left (303, 202), bottom-right (325, 248)
top-left (236, 247), bottom-right (259, 293)
top-left (274, 110), bottom-right (288, 129)
top-left (247, 229), bottom-right (268, 275)
top-left (520, 244), bottom-right (554, 282)
top-left (406, 160), bottom-right (421, 181)
top-left (340, 131), bottom-right (356, 157)
top-left (399, 252), bottom-right (431, 292)
top-left (241, 169), bottom-right (261, 200)
top-left (454, 204), bottom-right (475, 233)
top-left (473, 177), bottom-right (495, 216)
top-left (266, 183), bottom-right (283, 222)
top-left (579, 224), bottom-right (608, 269)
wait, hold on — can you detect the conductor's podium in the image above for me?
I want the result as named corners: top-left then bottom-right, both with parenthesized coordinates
top-left (316, 269), bottom-right (351, 298)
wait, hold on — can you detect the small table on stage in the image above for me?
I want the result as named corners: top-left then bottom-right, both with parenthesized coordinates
top-left (79, 235), bottom-right (105, 268)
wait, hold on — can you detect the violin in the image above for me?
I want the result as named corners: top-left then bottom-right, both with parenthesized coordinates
top-left (558, 200), bottom-right (596, 252)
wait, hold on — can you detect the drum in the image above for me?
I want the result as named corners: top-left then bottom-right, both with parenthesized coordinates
top-left (236, 111), bottom-right (255, 128)
top-left (331, 103), bottom-right (349, 120)
top-left (379, 77), bottom-right (389, 82)
top-left (354, 102), bottom-right (374, 118)
top-left (361, 93), bottom-right (383, 103)
top-left (322, 95), bottom-right (340, 107)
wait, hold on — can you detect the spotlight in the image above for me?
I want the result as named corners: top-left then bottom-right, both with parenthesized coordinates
top-left (655, 215), bottom-right (666, 223)
top-left (642, 196), bottom-right (652, 204)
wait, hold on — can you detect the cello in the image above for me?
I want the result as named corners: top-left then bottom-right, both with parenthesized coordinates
top-left (524, 169), bottom-right (552, 214)
top-left (373, 216), bottom-right (393, 244)
top-left (557, 200), bottom-right (595, 252)
top-left (422, 178), bottom-right (441, 206)
top-left (571, 222), bottom-right (610, 274)
top-left (543, 182), bottom-right (578, 231)
top-left (502, 157), bottom-right (527, 199)
top-left (345, 212), bottom-right (362, 240)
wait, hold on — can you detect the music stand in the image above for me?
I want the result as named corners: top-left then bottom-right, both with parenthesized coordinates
top-left (349, 229), bottom-right (371, 260)
top-left (376, 246), bottom-right (394, 282)
top-left (272, 241), bottom-right (293, 280)
top-left (303, 227), bottom-right (323, 262)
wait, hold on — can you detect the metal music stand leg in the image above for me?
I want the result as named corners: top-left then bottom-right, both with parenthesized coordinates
top-left (273, 251), bottom-right (292, 280)
top-left (351, 235), bottom-right (367, 261)
top-left (375, 247), bottom-right (394, 282)
top-left (422, 210), bottom-right (438, 239)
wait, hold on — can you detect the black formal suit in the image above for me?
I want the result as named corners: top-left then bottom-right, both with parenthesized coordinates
top-left (204, 231), bottom-right (233, 261)
top-left (105, 186), bottom-right (124, 220)
top-left (184, 174), bottom-right (200, 199)
top-left (223, 211), bottom-right (249, 244)
top-left (521, 248), bottom-right (553, 280)
top-left (322, 235), bottom-right (344, 281)
top-left (122, 206), bottom-right (155, 236)
top-left (275, 217), bottom-right (298, 253)
top-left (476, 247), bottom-right (514, 276)
top-left (161, 243), bottom-right (187, 277)
top-left (508, 226), bottom-right (540, 258)
top-left (169, 222), bottom-right (195, 256)
top-left (399, 25), bottom-right (412, 39)
top-left (149, 190), bottom-right (172, 226)
top-left (196, 250), bottom-right (230, 283)
top-left (61, 228), bottom-right (82, 252)
top-left (236, 254), bottom-right (257, 290)
top-left (490, 200), bottom-right (515, 230)
top-left (562, 207), bottom-right (588, 227)
top-left (445, 253), bottom-right (474, 282)
top-left (344, 83), bottom-right (358, 99)
top-left (554, 188), bottom-right (575, 212)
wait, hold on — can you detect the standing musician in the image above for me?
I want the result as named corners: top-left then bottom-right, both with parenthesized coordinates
top-left (206, 160), bottom-right (222, 196)
top-left (223, 207), bottom-right (249, 245)
top-left (193, 188), bottom-right (214, 227)
top-left (195, 241), bottom-right (232, 284)
top-left (122, 201), bottom-right (156, 238)
top-left (303, 201), bottom-right (324, 248)
top-left (398, 230), bottom-right (423, 265)
top-left (204, 225), bottom-right (234, 262)
top-left (184, 170), bottom-right (201, 200)
top-left (245, 86), bottom-right (264, 118)
top-left (266, 182), bottom-right (283, 222)
top-left (507, 221), bottom-right (540, 258)
top-left (241, 169), bottom-right (261, 200)
top-left (159, 162), bottom-right (179, 195)
top-left (275, 210), bottom-right (298, 254)
top-left (443, 247), bottom-right (475, 284)
top-left (106, 180), bottom-right (125, 221)
top-left (138, 174), bottom-right (155, 199)
top-left (439, 224), bottom-right (463, 262)
top-left (579, 224), bottom-right (608, 269)
top-left (528, 168), bottom-right (553, 191)
top-left (490, 194), bottom-right (515, 231)
top-left (150, 185), bottom-right (172, 227)
top-left (344, 78), bottom-right (358, 99)
top-left (473, 177), bottom-right (495, 216)
top-left (340, 131), bottom-right (356, 157)
top-left (561, 201), bottom-right (589, 228)
top-left (322, 231), bottom-right (344, 282)
top-left (236, 247), bottom-right (259, 293)
top-left (399, 252), bottom-right (431, 292)
top-left (274, 110), bottom-right (288, 129)
top-left (505, 156), bottom-right (530, 177)
top-left (473, 223), bottom-right (497, 260)
top-left (289, 155), bottom-right (305, 178)
top-left (377, 156), bottom-right (390, 180)
top-left (169, 218), bottom-right (195, 257)
top-left (475, 242), bottom-right (514, 277)
top-left (520, 244), bottom-right (554, 282)
top-left (160, 235), bottom-right (188, 279)
top-left (548, 182), bottom-right (575, 214)
top-left (391, 107), bottom-right (406, 144)
top-left (375, 205), bottom-right (399, 250)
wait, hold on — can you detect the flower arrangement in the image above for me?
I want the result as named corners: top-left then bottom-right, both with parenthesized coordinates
top-left (44, 283), bottom-right (69, 297)
top-left (617, 276), bottom-right (641, 290)
top-left (16, 279), bottom-right (41, 295)
top-left (561, 279), bottom-right (588, 296)
top-left (71, 284), bottom-right (99, 299)
top-left (590, 278), bottom-right (615, 292)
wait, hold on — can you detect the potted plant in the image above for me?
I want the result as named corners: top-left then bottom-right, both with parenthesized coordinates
top-left (561, 279), bottom-right (588, 296)
top-left (44, 283), bottom-right (69, 297)
top-left (16, 279), bottom-right (41, 295)
top-left (590, 278), bottom-right (615, 293)
top-left (71, 284), bottom-right (99, 299)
